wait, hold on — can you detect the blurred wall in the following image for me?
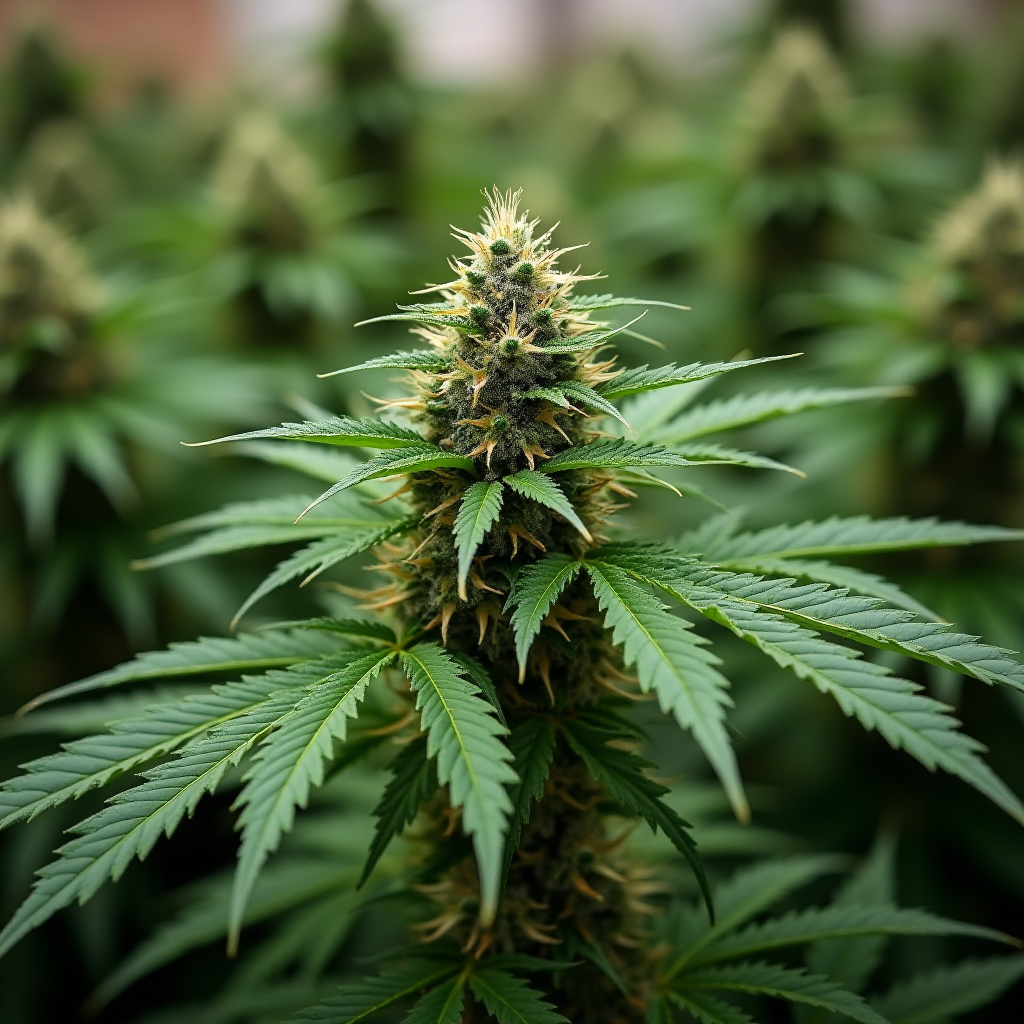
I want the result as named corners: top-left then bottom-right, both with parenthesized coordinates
top-left (0, 0), bottom-right (225, 95)
top-left (0, 0), bottom-right (1003, 95)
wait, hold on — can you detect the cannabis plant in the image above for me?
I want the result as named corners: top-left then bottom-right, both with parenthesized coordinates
top-left (3, 191), bottom-right (1024, 1022)
top-left (0, 19), bottom-right (84, 159)
top-left (320, 0), bottom-right (413, 211)
top-left (793, 161), bottom-right (1024, 617)
top-left (0, 196), bottom-right (266, 692)
top-left (18, 119), bottom-right (115, 232)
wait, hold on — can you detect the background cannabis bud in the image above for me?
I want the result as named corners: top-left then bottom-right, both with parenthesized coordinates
top-left (0, 197), bottom-right (98, 382)
top-left (18, 120), bottom-right (115, 231)
top-left (932, 160), bottom-right (1024, 347)
top-left (739, 26), bottom-right (848, 176)
top-left (213, 112), bottom-right (321, 254)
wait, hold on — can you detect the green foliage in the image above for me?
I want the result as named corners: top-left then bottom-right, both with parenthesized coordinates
top-left (4, 189), bottom-right (1023, 1023)
top-left (586, 560), bottom-right (745, 820)
top-left (400, 643), bottom-right (514, 923)
top-left (508, 553), bottom-right (581, 676)
top-left (454, 481), bottom-right (505, 599)
top-left (359, 736), bottom-right (437, 887)
top-left (228, 649), bottom-right (394, 948)
top-left (503, 471), bottom-right (591, 541)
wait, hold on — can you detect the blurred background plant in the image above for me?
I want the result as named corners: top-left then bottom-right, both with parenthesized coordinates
top-left (0, 0), bottom-right (1022, 1021)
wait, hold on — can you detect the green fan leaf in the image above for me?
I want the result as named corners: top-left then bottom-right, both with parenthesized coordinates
top-left (318, 350), bottom-right (452, 378)
top-left (666, 991), bottom-right (754, 1024)
top-left (665, 856), bottom-right (848, 976)
top-left (560, 716), bottom-right (711, 918)
top-left (722, 558), bottom-right (939, 620)
top-left (504, 470), bottom-right (591, 541)
top-left (690, 904), bottom-right (1011, 966)
top-left (502, 718), bottom-right (556, 881)
top-left (872, 955), bottom-right (1024, 1024)
top-left (359, 736), bottom-right (437, 887)
top-left (232, 442), bottom-right (366, 483)
top-left (400, 644), bottom-right (515, 924)
top-left (541, 440), bottom-right (696, 474)
top-left (585, 560), bottom-right (746, 822)
top-left (688, 515), bottom-right (1024, 562)
top-left (451, 653), bottom-right (506, 726)
top-left (540, 313), bottom-right (650, 354)
top-left (356, 306), bottom-right (476, 331)
top-left (686, 565), bottom-right (1024, 693)
top-left (135, 523), bottom-right (352, 570)
top-left (0, 664), bottom-right (330, 959)
top-left (615, 553), bottom-right (1024, 822)
top-left (671, 443), bottom-right (804, 476)
top-left (567, 293), bottom-right (691, 313)
top-left (293, 961), bottom-right (461, 1022)
top-left (404, 974), bottom-right (467, 1024)
top-left (508, 553), bottom-right (582, 679)
top-left (598, 356), bottom-right (797, 400)
top-left (677, 963), bottom-right (887, 1024)
top-left (22, 630), bottom-right (342, 711)
top-left (228, 650), bottom-right (397, 949)
top-left (185, 416), bottom-right (425, 451)
top-left (297, 446), bottom-right (477, 520)
top-left (805, 836), bottom-right (897, 1000)
top-left (454, 481), bottom-right (505, 600)
top-left (95, 858), bottom-right (358, 1007)
top-left (0, 673), bottom-right (303, 831)
top-left (468, 967), bottom-right (569, 1024)
top-left (652, 387), bottom-right (904, 444)
top-left (554, 380), bottom-right (633, 432)
top-left (233, 517), bottom-right (416, 626)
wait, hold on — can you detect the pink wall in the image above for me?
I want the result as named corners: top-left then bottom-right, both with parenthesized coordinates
top-left (0, 0), bottom-right (226, 96)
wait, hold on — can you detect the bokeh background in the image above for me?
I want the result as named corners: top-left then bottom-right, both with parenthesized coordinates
top-left (2, 0), bottom-right (1024, 1021)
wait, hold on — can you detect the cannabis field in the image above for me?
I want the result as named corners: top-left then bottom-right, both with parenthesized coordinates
top-left (2, 2), bottom-right (1024, 1022)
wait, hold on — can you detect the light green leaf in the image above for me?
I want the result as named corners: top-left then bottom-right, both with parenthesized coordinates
top-left (317, 350), bottom-right (451, 378)
top-left (293, 961), bottom-right (461, 1022)
top-left (872, 955), bottom-right (1024, 1024)
top-left (0, 674), bottom-right (306, 831)
top-left (0, 668), bottom-right (323, 959)
top-left (508, 553), bottom-right (582, 679)
top-left (568, 293), bottom-right (691, 313)
top-left (691, 904), bottom-right (1011, 965)
top-left (504, 470), bottom-right (591, 541)
top-left (541, 439), bottom-right (696, 474)
top-left (21, 630), bottom-right (342, 711)
top-left (722, 558), bottom-right (939, 620)
top-left (401, 644), bottom-right (515, 924)
top-left (671, 443), bottom-right (804, 476)
top-left (404, 973), bottom-right (467, 1024)
top-left (598, 355), bottom-right (797, 400)
top-left (653, 387), bottom-right (904, 444)
top-left (678, 963), bottom-right (887, 1024)
top-left (232, 517), bottom-right (416, 626)
top-left (585, 561), bottom-right (746, 822)
top-left (469, 967), bottom-right (568, 1024)
top-left (454, 481), bottom-right (505, 600)
top-left (688, 515), bottom-right (1024, 562)
top-left (228, 650), bottom-right (396, 950)
top-left (185, 416), bottom-right (425, 450)
top-left (297, 446), bottom-right (476, 520)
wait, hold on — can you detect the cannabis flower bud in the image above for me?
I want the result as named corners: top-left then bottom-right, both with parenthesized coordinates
top-left (212, 112), bottom-right (321, 252)
top-left (0, 196), bottom-right (97, 349)
top-left (740, 26), bottom-right (849, 172)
